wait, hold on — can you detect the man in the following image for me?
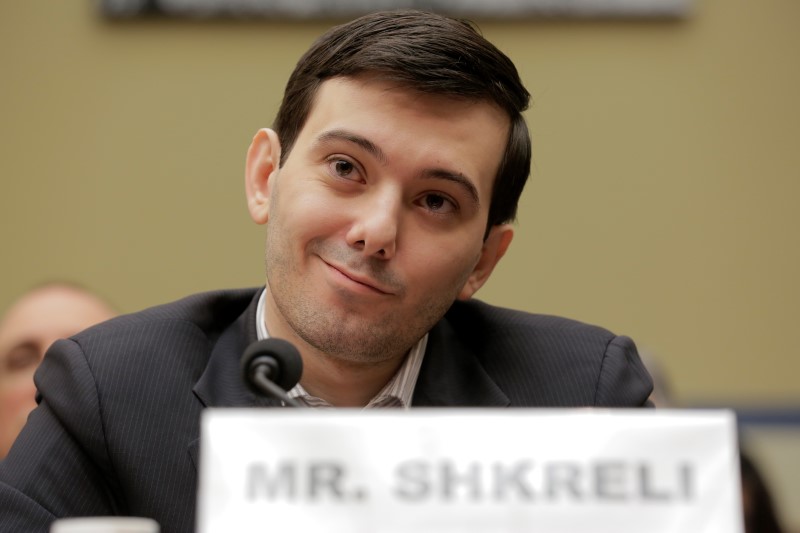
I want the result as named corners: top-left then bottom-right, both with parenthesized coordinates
top-left (0, 10), bottom-right (652, 532)
top-left (0, 283), bottom-right (115, 459)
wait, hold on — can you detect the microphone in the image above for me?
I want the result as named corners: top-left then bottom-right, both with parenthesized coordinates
top-left (241, 338), bottom-right (304, 407)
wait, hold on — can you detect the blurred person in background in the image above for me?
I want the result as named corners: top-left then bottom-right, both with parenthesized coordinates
top-left (640, 350), bottom-right (672, 408)
top-left (740, 452), bottom-right (786, 533)
top-left (0, 282), bottom-right (116, 459)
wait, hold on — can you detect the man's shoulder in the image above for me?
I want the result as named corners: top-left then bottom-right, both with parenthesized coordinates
top-left (441, 298), bottom-right (630, 384)
top-left (438, 298), bottom-right (625, 378)
top-left (84, 287), bottom-right (258, 333)
top-left (430, 299), bottom-right (651, 407)
top-left (32, 287), bottom-right (261, 402)
top-left (67, 287), bottom-right (261, 359)
top-left (445, 298), bottom-right (616, 341)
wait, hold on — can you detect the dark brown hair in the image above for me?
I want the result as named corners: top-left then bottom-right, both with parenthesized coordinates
top-left (273, 10), bottom-right (531, 232)
top-left (740, 452), bottom-right (785, 533)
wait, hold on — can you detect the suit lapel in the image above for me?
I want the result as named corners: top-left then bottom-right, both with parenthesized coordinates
top-left (189, 289), bottom-right (281, 472)
top-left (412, 312), bottom-right (510, 407)
top-left (192, 288), bottom-right (281, 409)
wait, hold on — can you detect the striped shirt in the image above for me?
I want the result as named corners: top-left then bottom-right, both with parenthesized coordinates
top-left (255, 288), bottom-right (426, 408)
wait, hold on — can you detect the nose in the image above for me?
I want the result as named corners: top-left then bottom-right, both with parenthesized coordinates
top-left (346, 192), bottom-right (400, 259)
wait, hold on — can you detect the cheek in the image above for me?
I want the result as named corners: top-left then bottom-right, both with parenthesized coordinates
top-left (267, 194), bottom-right (351, 276)
top-left (276, 186), bottom-right (349, 239)
top-left (270, 176), bottom-right (341, 227)
top-left (406, 237), bottom-right (483, 288)
top-left (0, 376), bottom-right (37, 420)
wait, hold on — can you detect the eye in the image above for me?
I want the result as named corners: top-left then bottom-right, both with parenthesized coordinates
top-left (326, 157), bottom-right (362, 182)
top-left (333, 159), bottom-right (353, 177)
top-left (420, 193), bottom-right (457, 215)
top-left (4, 345), bottom-right (41, 373)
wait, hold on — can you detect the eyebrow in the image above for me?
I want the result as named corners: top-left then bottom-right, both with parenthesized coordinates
top-left (422, 169), bottom-right (480, 208)
top-left (314, 129), bottom-right (481, 207)
top-left (316, 129), bottom-right (388, 164)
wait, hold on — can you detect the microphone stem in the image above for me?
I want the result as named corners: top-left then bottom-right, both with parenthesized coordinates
top-left (253, 368), bottom-right (304, 408)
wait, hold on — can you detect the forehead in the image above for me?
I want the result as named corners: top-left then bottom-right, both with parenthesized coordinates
top-left (0, 289), bottom-right (112, 352)
top-left (297, 76), bottom-right (510, 201)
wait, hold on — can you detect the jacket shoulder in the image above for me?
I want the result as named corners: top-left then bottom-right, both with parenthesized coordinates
top-left (445, 298), bottom-right (617, 347)
top-left (71, 287), bottom-right (259, 346)
top-left (49, 287), bottom-right (261, 389)
top-left (440, 300), bottom-right (652, 407)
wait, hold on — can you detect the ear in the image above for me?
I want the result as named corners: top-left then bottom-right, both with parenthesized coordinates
top-left (245, 128), bottom-right (282, 225)
top-left (457, 224), bottom-right (514, 301)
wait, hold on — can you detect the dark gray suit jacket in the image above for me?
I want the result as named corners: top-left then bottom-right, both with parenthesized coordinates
top-left (0, 288), bottom-right (652, 533)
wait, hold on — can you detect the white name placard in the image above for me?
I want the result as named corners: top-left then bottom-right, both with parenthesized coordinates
top-left (197, 409), bottom-right (742, 533)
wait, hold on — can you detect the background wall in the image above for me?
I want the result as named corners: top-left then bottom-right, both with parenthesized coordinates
top-left (1, 0), bottom-right (798, 526)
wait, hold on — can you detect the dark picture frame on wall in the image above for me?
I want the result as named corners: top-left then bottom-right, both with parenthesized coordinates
top-left (100, 0), bottom-right (691, 19)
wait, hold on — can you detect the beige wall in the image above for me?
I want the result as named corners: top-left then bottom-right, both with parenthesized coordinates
top-left (1, 3), bottom-right (798, 402)
top-left (1, 1), bottom-right (799, 528)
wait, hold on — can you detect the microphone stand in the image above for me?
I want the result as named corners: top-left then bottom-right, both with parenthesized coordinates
top-left (251, 363), bottom-right (305, 408)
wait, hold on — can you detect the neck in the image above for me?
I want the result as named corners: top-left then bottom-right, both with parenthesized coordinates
top-left (300, 352), bottom-right (406, 407)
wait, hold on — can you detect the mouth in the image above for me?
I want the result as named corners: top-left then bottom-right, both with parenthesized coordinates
top-left (322, 259), bottom-right (396, 296)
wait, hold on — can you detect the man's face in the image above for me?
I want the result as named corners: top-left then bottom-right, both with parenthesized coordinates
top-left (247, 76), bottom-right (512, 365)
top-left (0, 286), bottom-right (114, 458)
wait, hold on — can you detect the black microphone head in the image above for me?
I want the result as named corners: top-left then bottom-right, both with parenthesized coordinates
top-left (241, 338), bottom-right (303, 394)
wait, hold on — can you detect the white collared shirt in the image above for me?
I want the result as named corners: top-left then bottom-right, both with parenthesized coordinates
top-left (255, 288), bottom-right (426, 408)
